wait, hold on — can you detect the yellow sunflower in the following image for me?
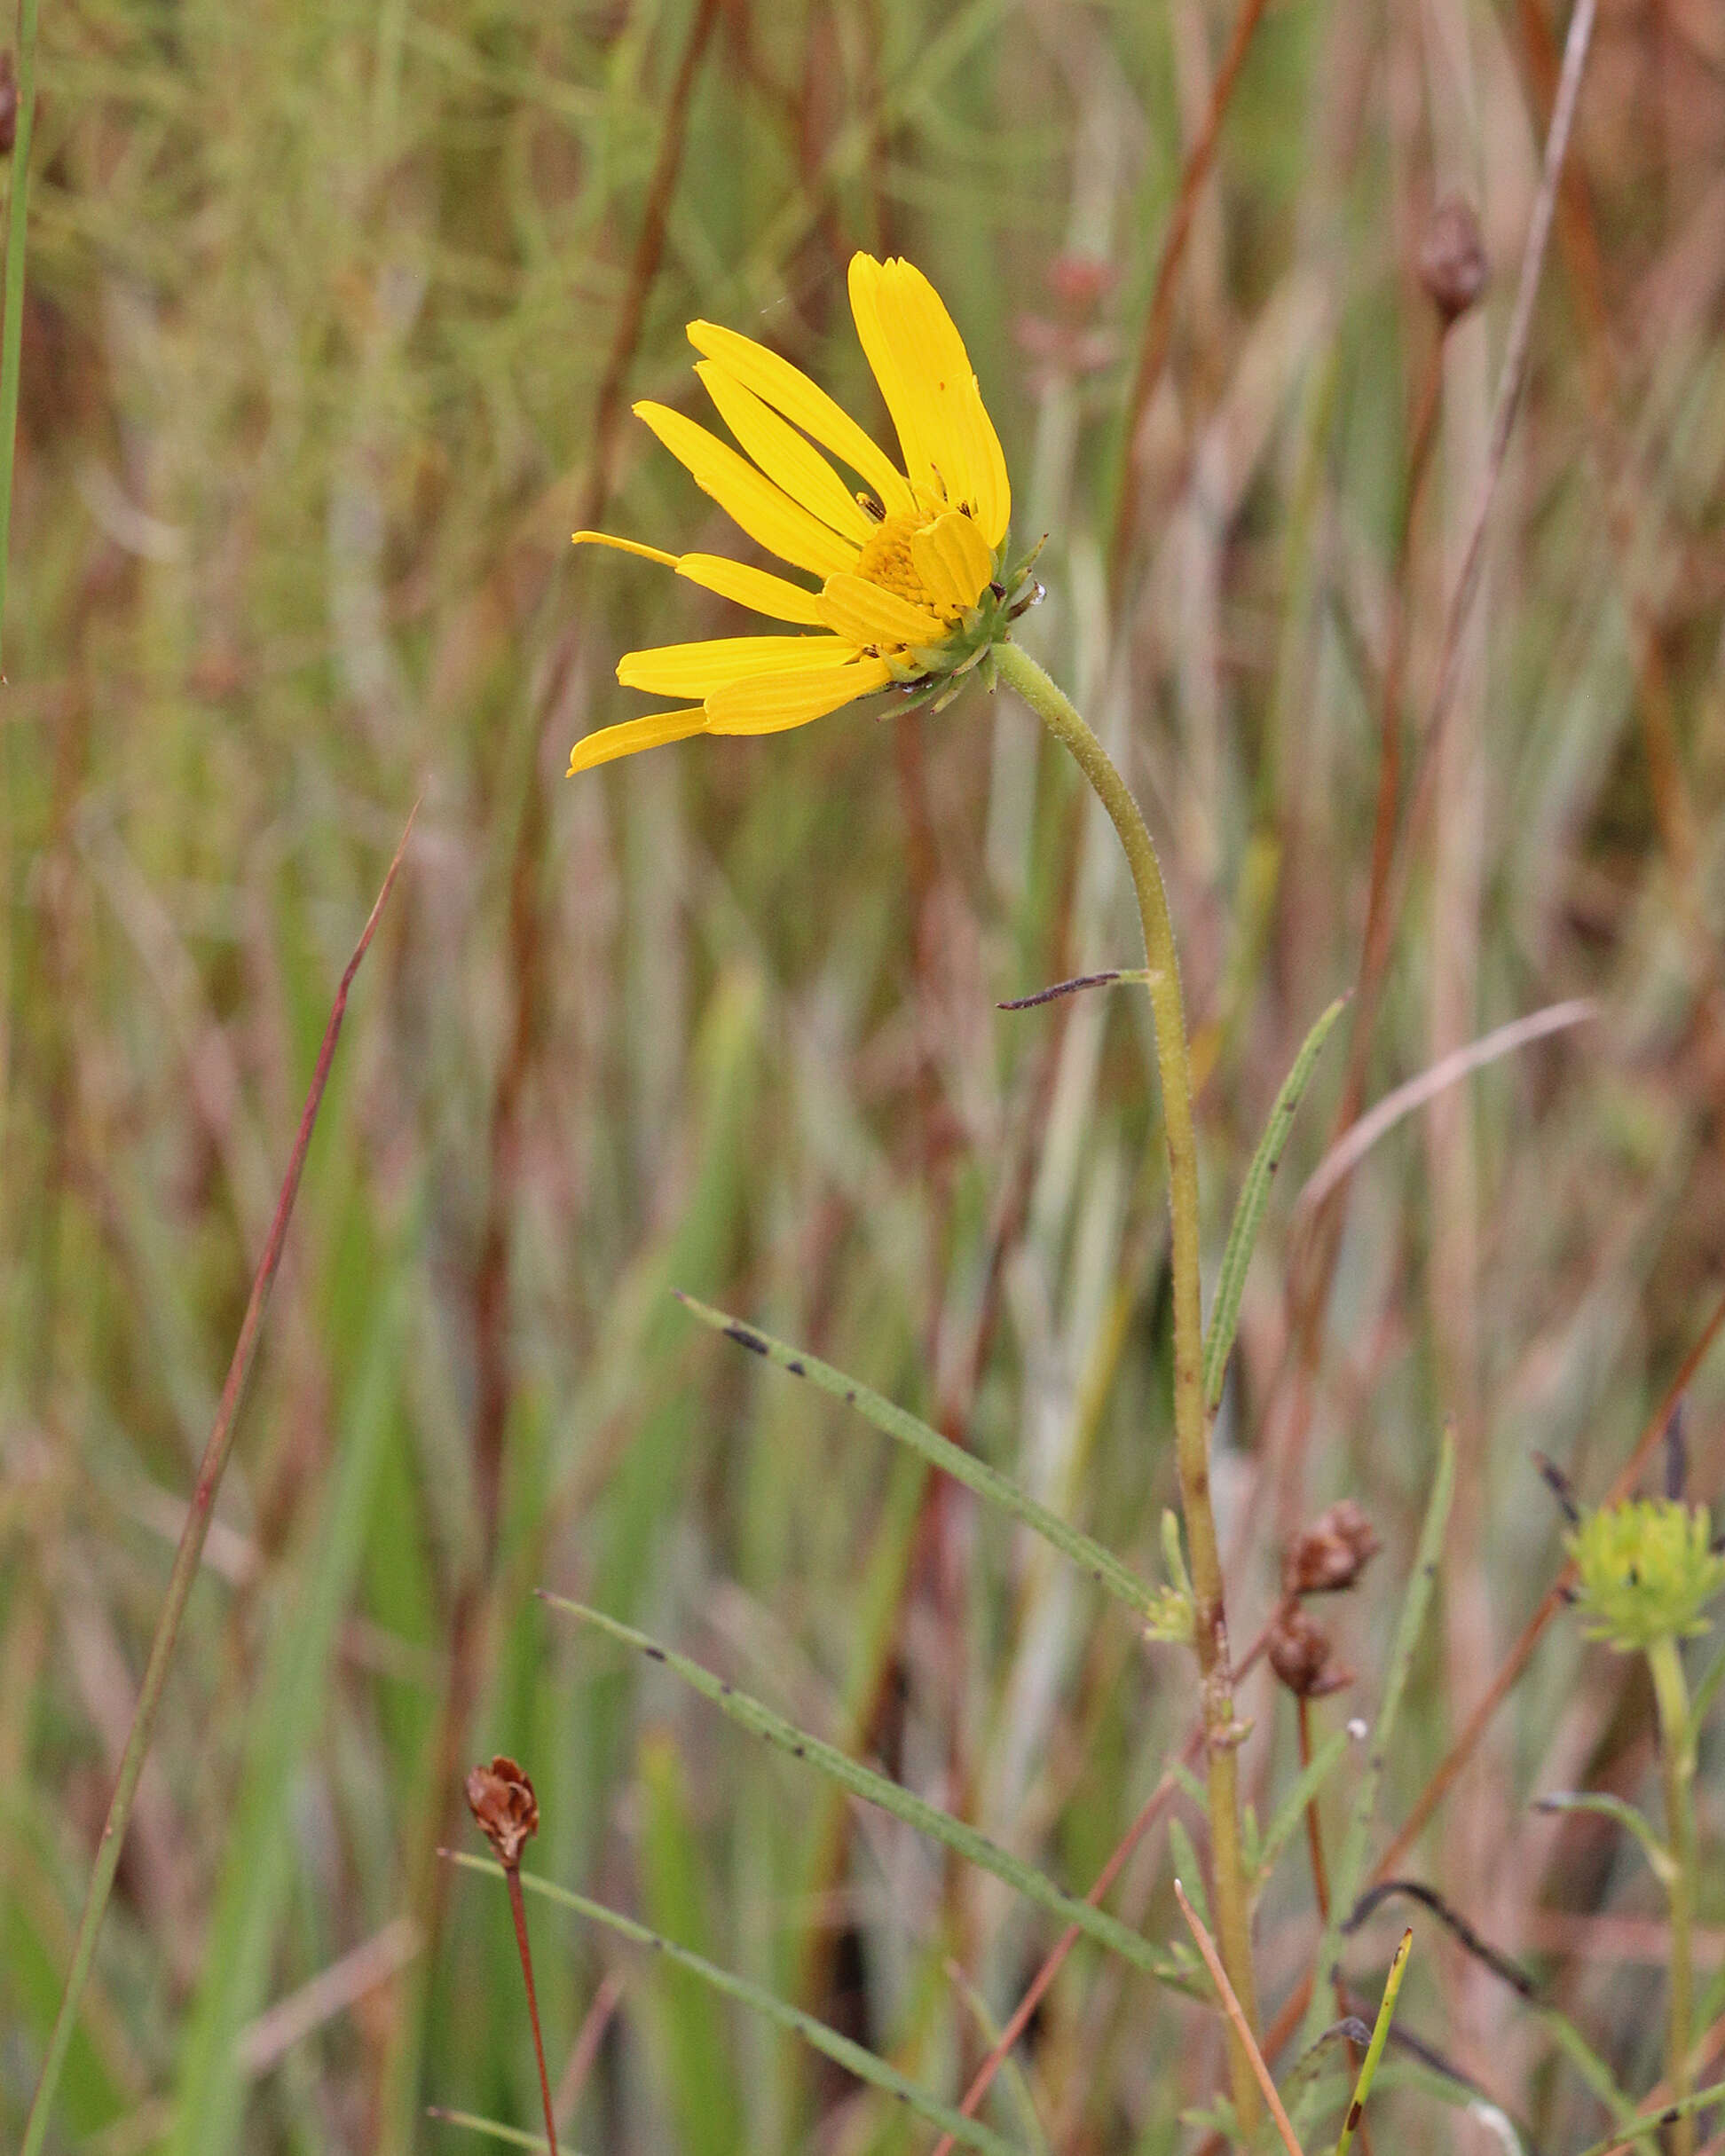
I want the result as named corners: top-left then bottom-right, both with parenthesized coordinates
top-left (568, 252), bottom-right (1038, 775)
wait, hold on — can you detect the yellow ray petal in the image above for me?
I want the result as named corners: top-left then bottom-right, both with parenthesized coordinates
top-left (618, 633), bottom-right (858, 698)
top-left (697, 363), bottom-right (873, 545)
top-left (572, 530), bottom-right (680, 568)
top-left (847, 253), bottom-right (937, 501)
top-left (910, 511), bottom-right (995, 616)
top-left (686, 319), bottom-right (916, 519)
top-left (675, 553), bottom-right (824, 625)
top-left (881, 258), bottom-right (1011, 547)
top-left (705, 657), bottom-right (894, 736)
top-left (816, 572), bottom-right (947, 650)
top-left (568, 706), bottom-right (709, 775)
top-left (851, 256), bottom-right (1012, 547)
top-left (634, 402), bottom-right (857, 580)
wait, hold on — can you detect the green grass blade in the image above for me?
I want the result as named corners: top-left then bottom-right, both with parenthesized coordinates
top-left (1687, 1640), bottom-right (1725, 1732)
top-left (673, 1294), bottom-right (1160, 1625)
top-left (1202, 995), bottom-right (1348, 1410)
top-left (1535, 2007), bottom-right (1652, 2152)
top-left (1254, 1724), bottom-right (1353, 1890)
top-left (1285, 2020), bottom-right (1374, 2139)
top-left (1297, 1428), bottom-right (1454, 2055)
top-left (637, 1730), bottom-right (744, 2156)
top-left (1533, 1791), bottom-right (1674, 1883)
top-left (544, 1595), bottom-right (1174, 1986)
top-left (426, 2109), bottom-right (567, 2153)
top-left (447, 1853), bottom-right (1024, 2156)
top-left (1334, 1926), bottom-right (1410, 2156)
top-left (1564, 2081), bottom-right (1725, 2156)
top-left (19, 829), bottom-right (410, 2156)
top-left (170, 1287), bottom-right (407, 2156)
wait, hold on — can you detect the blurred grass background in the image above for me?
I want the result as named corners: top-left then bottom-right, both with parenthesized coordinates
top-left (2, 0), bottom-right (1724, 2149)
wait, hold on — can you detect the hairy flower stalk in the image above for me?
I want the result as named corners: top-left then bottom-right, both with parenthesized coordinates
top-left (567, 251), bottom-right (1261, 2128)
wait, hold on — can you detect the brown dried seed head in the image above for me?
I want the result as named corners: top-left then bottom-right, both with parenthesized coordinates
top-left (465, 1755), bottom-right (540, 1867)
top-left (1282, 1499), bottom-right (1382, 1598)
top-left (1419, 198), bottom-right (1489, 322)
top-left (1268, 1605), bottom-right (1354, 1698)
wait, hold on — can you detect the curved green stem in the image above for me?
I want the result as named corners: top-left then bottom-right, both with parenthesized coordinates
top-left (1649, 1636), bottom-right (1696, 2156)
top-left (995, 638), bottom-right (1259, 2127)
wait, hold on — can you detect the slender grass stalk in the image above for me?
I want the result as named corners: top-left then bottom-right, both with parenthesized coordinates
top-left (19, 809), bottom-right (415, 2156)
top-left (1648, 1636), bottom-right (1697, 2156)
top-left (504, 1867), bottom-right (559, 2156)
top-left (1334, 1929), bottom-right (1412, 2156)
top-left (995, 636), bottom-right (1260, 2128)
top-left (0, 0), bottom-right (40, 673)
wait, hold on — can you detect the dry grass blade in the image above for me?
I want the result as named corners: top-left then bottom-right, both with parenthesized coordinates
top-left (1173, 1878), bottom-right (1305, 2156)
top-left (18, 803), bottom-right (417, 2156)
top-left (1108, 0), bottom-right (1273, 586)
top-left (1402, 0), bottom-right (1601, 817)
top-left (1296, 999), bottom-right (1597, 1216)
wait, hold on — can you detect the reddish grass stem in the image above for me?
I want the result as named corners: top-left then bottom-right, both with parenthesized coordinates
top-left (505, 1867), bottom-right (559, 2156)
top-left (1108, 0), bottom-right (1272, 592)
top-left (19, 804), bottom-right (417, 2156)
top-left (1173, 1880), bottom-right (1305, 2156)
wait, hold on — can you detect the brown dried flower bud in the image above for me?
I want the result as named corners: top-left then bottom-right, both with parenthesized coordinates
top-left (1268, 1604), bottom-right (1353, 1697)
top-left (1419, 199), bottom-right (1489, 322)
top-left (1282, 1499), bottom-right (1382, 1599)
top-left (465, 1755), bottom-right (540, 1867)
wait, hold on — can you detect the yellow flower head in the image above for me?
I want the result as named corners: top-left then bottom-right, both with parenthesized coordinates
top-left (568, 254), bottom-right (1037, 775)
top-left (1567, 1498), bottom-right (1725, 1654)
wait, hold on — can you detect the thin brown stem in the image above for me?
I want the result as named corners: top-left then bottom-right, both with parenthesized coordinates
top-left (1174, 1882), bottom-right (1305, 2156)
top-left (506, 1865), bottom-right (560, 2156)
top-left (1297, 1697), bottom-right (1331, 1924)
top-left (20, 807), bottom-right (416, 2156)
top-left (1107, 0), bottom-right (1272, 594)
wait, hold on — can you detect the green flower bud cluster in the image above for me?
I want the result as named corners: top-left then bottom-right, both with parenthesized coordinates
top-left (1566, 1498), bottom-right (1725, 1654)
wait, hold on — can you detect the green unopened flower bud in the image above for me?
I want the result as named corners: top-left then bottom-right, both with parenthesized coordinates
top-left (1566, 1499), bottom-right (1725, 1654)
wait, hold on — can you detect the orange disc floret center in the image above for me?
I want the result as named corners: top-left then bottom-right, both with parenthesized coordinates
top-left (856, 512), bottom-right (957, 619)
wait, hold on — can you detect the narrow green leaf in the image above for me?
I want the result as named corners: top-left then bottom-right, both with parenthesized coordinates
top-left (1334, 1927), bottom-right (1411, 2156)
top-left (1688, 1640), bottom-right (1725, 1733)
top-left (544, 1596), bottom-right (1173, 1986)
top-left (1533, 1791), bottom-right (1674, 1884)
top-left (1564, 2080), bottom-right (1725, 2156)
top-left (448, 1853), bottom-right (1023, 2156)
top-left (1285, 2020), bottom-right (1374, 2139)
top-left (427, 2108), bottom-right (563, 2153)
top-left (1256, 1725), bottom-right (1353, 1890)
top-left (1202, 995), bottom-right (1348, 1409)
top-left (673, 1294), bottom-right (1160, 1625)
top-left (637, 1732), bottom-right (744, 2156)
top-left (1167, 1821), bottom-right (1209, 1933)
top-left (1297, 1428), bottom-right (1454, 2056)
top-left (171, 1289), bottom-right (406, 2156)
top-left (1535, 2007), bottom-right (1650, 2151)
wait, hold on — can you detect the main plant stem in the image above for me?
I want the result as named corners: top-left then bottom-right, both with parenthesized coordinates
top-left (1649, 1636), bottom-right (1696, 2156)
top-left (996, 640), bottom-right (1260, 2128)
